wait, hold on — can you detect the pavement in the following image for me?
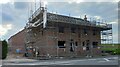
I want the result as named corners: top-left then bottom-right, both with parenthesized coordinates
top-left (2, 57), bottom-right (38, 65)
top-left (2, 55), bottom-right (119, 65)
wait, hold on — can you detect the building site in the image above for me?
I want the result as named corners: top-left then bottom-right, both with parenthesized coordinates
top-left (8, 2), bottom-right (113, 59)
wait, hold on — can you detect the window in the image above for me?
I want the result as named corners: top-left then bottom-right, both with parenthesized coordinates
top-left (86, 40), bottom-right (90, 50)
top-left (70, 43), bottom-right (74, 52)
top-left (71, 27), bottom-right (76, 33)
top-left (83, 29), bottom-right (88, 35)
top-left (93, 30), bottom-right (97, 35)
top-left (75, 42), bottom-right (78, 46)
top-left (58, 41), bottom-right (66, 48)
top-left (70, 39), bottom-right (73, 41)
top-left (59, 26), bottom-right (64, 33)
top-left (82, 42), bottom-right (85, 46)
top-left (92, 42), bottom-right (98, 48)
top-left (86, 46), bottom-right (89, 50)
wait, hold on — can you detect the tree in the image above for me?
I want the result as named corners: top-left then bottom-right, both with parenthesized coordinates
top-left (2, 40), bottom-right (8, 59)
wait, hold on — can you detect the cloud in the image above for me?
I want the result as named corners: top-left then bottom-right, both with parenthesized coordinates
top-left (0, 0), bottom-right (119, 4)
top-left (106, 19), bottom-right (118, 25)
top-left (3, 24), bottom-right (12, 30)
top-left (94, 16), bottom-right (102, 20)
top-left (0, 0), bottom-right (11, 4)
top-left (14, 2), bottom-right (29, 9)
top-left (0, 24), bottom-right (13, 36)
top-left (1, 2), bottom-right (28, 40)
top-left (2, 12), bottom-right (14, 21)
top-left (76, 0), bottom-right (84, 3)
top-left (109, 21), bottom-right (118, 24)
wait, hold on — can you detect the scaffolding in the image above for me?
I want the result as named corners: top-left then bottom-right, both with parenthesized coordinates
top-left (101, 28), bottom-right (113, 44)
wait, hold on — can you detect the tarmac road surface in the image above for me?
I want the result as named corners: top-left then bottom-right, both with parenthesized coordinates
top-left (1, 56), bottom-right (120, 67)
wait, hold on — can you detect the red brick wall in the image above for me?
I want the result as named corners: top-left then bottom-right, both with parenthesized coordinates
top-left (30, 22), bottom-right (102, 57)
top-left (9, 22), bottom-right (102, 57)
top-left (8, 29), bottom-right (26, 55)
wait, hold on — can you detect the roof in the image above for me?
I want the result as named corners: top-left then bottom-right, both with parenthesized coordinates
top-left (8, 29), bottom-right (25, 41)
top-left (27, 7), bottom-right (112, 30)
top-left (47, 13), bottom-right (112, 30)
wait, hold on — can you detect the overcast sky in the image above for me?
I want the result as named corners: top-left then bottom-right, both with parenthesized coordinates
top-left (0, 0), bottom-right (119, 43)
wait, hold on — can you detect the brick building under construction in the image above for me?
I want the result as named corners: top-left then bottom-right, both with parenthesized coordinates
top-left (8, 4), bottom-right (113, 58)
top-left (24, 5), bottom-right (112, 58)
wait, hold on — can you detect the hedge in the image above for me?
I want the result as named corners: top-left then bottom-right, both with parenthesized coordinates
top-left (2, 40), bottom-right (8, 59)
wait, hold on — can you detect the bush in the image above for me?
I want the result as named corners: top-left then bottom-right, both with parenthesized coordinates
top-left (2, 40), bottom-right (8, 59)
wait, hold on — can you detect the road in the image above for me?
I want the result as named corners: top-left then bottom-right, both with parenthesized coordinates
top-left (1, 56), bottom-right (120, 67)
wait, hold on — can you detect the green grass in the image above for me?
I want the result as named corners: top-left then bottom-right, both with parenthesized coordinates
top-left (100, 44), bottom-right (120, 55)
top-left (101, 48), bottom-right (118, 51)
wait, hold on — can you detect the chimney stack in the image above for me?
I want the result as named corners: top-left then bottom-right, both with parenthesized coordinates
top-left (84, 15), bottom-right (87, 21)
